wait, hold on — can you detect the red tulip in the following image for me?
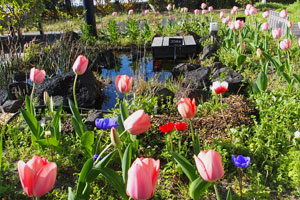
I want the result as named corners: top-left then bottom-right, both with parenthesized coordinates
top-left (174, 122), bottom-right (187, 131)
top-left (194, 150), bottom-right (224, 182)
top-left (159, 122), bottom-right (174, 133)
top-left (72, 55), bottom-right (88, 75)
top-left (115, 75), bottom-right (133, 93)
top-left (126, 158), bottom-right (160, 200)
top-left (124, 110), bottom-right (151, 135)
top-left (18, 156), bottom-right (57, 197)
top-left (177, 98), bottom-right (196, 119)
top-left (211, 81), bottom-right (228, 94)
top-left (30, 68), bottom-right (46, 84)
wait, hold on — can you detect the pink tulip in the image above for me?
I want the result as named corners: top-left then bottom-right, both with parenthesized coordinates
top-left (18, 156), bottom-right (57, 197)
top-left (219, 11), bottom-right (225, 19)
top-left (115, 75), bottom-right (133, 93)
top-left (249, 6), bottom-right (257, 15)
top-left (155, 11), bottom-right (160, 15)
top-left (202, 10), bottom-right (208, 15)
top-left (169, 16), bottom-right (175, 21)
top-left (112, 11), bottom-right (117, 16)
top-left (272, 28), bottom-right (282, 39)
top-left (30, 68), bottom-right (46, 84)
top-left (262, 11), bottom-right (269, 18)
top-left (232, 6), bottom-right (238, 11)
top-left (194, 9), bottom-right (200, 15)
top-left (234, 20), bottom-right (244, 30)
top-left (128, 9), bottom-right (134, 15)
top-left (208, 6), bottom-right (213, 12)
top-left (257, 48), bottom-right (262, 58)
top-left (279, 9), bottom-right (287, 18)
top-left (211, 81), bottom-right (228, 94)
top-left (246, 4), bottom-right (252, 10)
top-left (177, 97), bottom-right (196, 119)
top-left (144, 9), bottom-right (149, 15)
top-left (124, 110), bottom-right (151, 135)
top-left (280, 39), bottom-right (292, 50)
top-left (126, 158), bottom-right (160, 200)
top-left (228, 22), bottom-right (235, 30)
top-left (72, 55), bottom-right (88, 75)
top-left (194, 150), bottom-right (224, 182)
top-left (183, 7), bottom-right (188, 12)
top-left (167, 4), bottom-right (172, 11)
top-left (261, 22), bottom-right (269, 32)
top-left (298, 38), bottom-right (300, 47)
top-left (222, 16), bottom-right (231, 24)
top-left (244, 9), bottom-right (250, 16)
top-left (201, 3), bottom-right (207, 10)
top-left (230, 9), bottom-right (236, 15)
top-left (287, 21), bottom-right (293, 28)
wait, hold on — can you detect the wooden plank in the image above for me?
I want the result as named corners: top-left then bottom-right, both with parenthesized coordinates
top-left (184, 36), bottom-right (196, 46)
top-left (151, 37), bottom-right (163, 47)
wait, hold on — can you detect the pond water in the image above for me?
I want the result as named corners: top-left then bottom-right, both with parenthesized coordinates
top-left (101, 52), bottom-right (175, 110)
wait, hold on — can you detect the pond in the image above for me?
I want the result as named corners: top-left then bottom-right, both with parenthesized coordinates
top-left (101, 51), bottom-right (175, 110)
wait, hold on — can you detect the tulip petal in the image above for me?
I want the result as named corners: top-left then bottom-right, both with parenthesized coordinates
top-left (194, 154), bottom-right (209, 181)
top-left (18, 160), bottom-right (34, 196)
top-left (33, 162), bottom-right (57, 197)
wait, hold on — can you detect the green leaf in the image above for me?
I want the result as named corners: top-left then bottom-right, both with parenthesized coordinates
top-left (226, 188), bottom-right (233, 200)
top-left (20, 109), bottom-right (42, 139)
top-left (117, 101), bottom-right (129, 134)
top-left (293, 73), bottom-right (300, 84)
top-left (122, 144), bottom-right (132, 183)
top-left (252, 82), bottom-right (261, 94)
top-left (256, 71), bottom-right (268, 92)
top-left (262, 52), bottom-right (280, 70)
top-left (25, 95), bottom-right (31, 113)
top-left (236, 55), bottom-right (246, 67)
top-left (36, 138), bottom-right (59, 147)
top-left (52, 103), bottom-right (63, 140)
top-left (68, 187), bottom-right (75, 200)
top-left (193, 131), bottom-right (200, 155)
top-left (171, 152), bottom-right (198, 182)
top-left (99, 168), bottom-right (128, 199)
top-left (76, 158), bottom-right (93, 197)
top-left (189, 177), bottom-right (212, 200)
top-left (81, 131), bottom-right (94, 158)
top-left (71, 116), bottom-right (83, 138)
top-left (69, 98), bottom-right (87, 132)
top-left (281, 72), bottom-right (292, 84)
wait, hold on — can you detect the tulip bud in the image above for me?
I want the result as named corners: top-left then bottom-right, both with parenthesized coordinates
top-left (43, 91), bottom-right (50, 106)
top-left (45, 131), bottom-right (51, 137)
top-left (110, 127), bottom-right (122, 148)
top-left (256, 48), bottom-right (262, 58)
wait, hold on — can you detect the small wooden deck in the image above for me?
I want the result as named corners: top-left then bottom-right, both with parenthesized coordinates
top-left (151, 36), bottom-right (197, 60)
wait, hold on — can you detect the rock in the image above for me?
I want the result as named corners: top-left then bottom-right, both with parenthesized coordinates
top-left (175, 87), bottom-right (210, 103)
top-left (52, 96), bottom-right (64, 106)
top-left (13, 72), bottom-right (27, 82)
top-left (34, 70), bottom-right (103, 108)
top-left (212, 67), bottom-right (244, 94)
top-left (209, 62), bottom-right (224, 69)
top-left (2, 99), bottom-right (23, 113)
top-left (39, 117), bottom-right (52, 126)
top-left (172, 63), bottom-right (201, 77)
top-left (154, 87), bottom-right (174, 113)
top-left (8, 82), bottom-right (32, 100)
top-left (0, 88), bottom-right (9, 105)
top-left (182, 67), bottom-right (211, 90)
top-left (85, 110), bottom-right (104, 131)
top-left (201, 44), bottom-right (218, 60)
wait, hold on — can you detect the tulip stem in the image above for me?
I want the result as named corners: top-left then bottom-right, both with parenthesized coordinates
top-left (46, 136), bottom-right (53, 161)
top-left (239, 169), bottom-right (243, 200)
top-left (34, 197), bottom-right (40, 200)
top-left (94, 130), bottom-right (127, 164)
top-left (220, 94), bottom-right (227, 127)
top-left (189, 119), bottom-right (195, 143)
top-left (30, 83), bottom-right (36, 115)
top-left (95, 130), bottom-right (104, 155)
top-left (214, 183), bottom-right (221, 200)
top-left (73, 74), bottom-right (79, 109)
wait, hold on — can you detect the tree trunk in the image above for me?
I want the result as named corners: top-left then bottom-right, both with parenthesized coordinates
top-left (65, 0), bottom-right (73, 16)
top-left (83, 0), bottom-right (97, 37)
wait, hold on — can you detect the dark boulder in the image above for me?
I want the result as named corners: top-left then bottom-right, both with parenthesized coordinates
top-left (35, 70), bottom-right (103, 108)
top-left (13, 72), bottom-right (27, 82)
top-left (201, 44), bottom-right (218, 60)
top-left (8, 82), bottom-right (32, 100)
top-left (2, 99), bottom-right (23, 113)
top-left (175, 87), bottom-right (210, 103)
top-left (182, 67), bottom-right (211, 90)
top-left (0, 88), bottom-right (9, 105)
top-left (172, 63), bottom-right (201, 77)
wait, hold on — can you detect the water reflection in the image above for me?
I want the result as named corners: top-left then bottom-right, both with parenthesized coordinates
top-left (101, 51), bottom-right (174, 110)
